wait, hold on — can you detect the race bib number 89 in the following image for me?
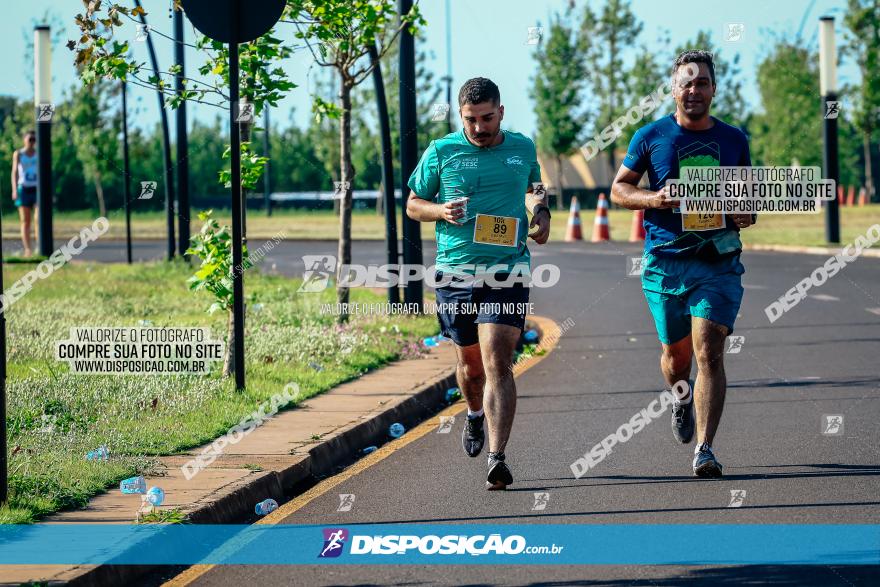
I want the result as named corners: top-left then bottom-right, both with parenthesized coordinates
top-left (473, 214), bottom-right (519, 247)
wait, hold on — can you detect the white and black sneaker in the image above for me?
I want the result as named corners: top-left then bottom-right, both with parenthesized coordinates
top-left (671, 383), bottom-right (695, 444)
top-left (486, 452), bottom-right (513, 491)
top-left (693, 442), bottom-right (723, 478)
top-left (462, 414), bottom-right (485, 457)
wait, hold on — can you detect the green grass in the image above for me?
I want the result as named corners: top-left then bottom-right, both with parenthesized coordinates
top-left (1, 261), bottom-right (437, 523)
top-left (7, 205), bottom-right (878, 247)
top-left (137, 508), bottom-right (189, 524)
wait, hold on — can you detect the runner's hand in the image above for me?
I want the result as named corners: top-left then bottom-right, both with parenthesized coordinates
top-left (439, 198), bottom-right (467, 225)
top-left (529, 209), bottom-right (550, 244)
top-left (731, 214), bottom-right (754, 229)
top-left (647, 186), bottom-right (679, 209)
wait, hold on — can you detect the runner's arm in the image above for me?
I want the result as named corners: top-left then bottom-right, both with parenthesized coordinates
top-left (525, 183), bottom-right (550, 244)
top-left (525, 184), bottom-right (548, 216)
top-left (11, 150), bottom-right (18, 196)
top-left (406, 191), bottom-right (466, 225)
top-left (611, 165), bottom-right (678, 210)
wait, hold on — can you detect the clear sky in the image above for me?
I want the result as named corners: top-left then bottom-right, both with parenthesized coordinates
top-left (0, 0), bottom-right (857, 137)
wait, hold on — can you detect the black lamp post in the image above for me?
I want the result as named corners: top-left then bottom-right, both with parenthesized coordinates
top-left (819, 16), bottom-right (840, 244)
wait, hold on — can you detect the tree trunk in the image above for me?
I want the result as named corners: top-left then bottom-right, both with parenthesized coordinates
top-left (94, 174), bottom-right (107, 218)
top-left (336, 78), bottom-right (355, 324)
top-left (865, 131), bottom-right (875, 202)
top-left (555, 155), bottom-right (564, 211)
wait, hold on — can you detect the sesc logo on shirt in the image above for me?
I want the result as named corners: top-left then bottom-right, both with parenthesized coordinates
top-left (450, 157), bottom-right (479, 171)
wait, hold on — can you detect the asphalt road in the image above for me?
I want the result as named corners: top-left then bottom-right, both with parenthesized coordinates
top-left (30, 238), bottom-right (880, 585)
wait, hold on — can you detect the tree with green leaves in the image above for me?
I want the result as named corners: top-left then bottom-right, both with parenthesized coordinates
top-left (751, 41), bottom-right (822, 168)
top-left (291, 0), bottom-right (423, 322)
top-left (532, 12), bottom-right (587, 210)
top-left (619, 37), bottom-right (667, 154)
top-left (844, 0), bottom-right (880, 201)
top-left (68, 79), bottom-right (120, 217)
top-left (580, 0), bottom-right (642, 178)
top-left (673, 30), bottom-right (749, 130)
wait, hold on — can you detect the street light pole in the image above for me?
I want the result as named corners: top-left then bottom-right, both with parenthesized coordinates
top-left (122, 81), bottom-right (133, 264)
top-left (398, 0), bottom-right (423, 310)
top-left (819, 16), bottom-right (840, 244)
top-left (34, 25), bottom-right (53, 257)
top-left (174, 9), bottom-right (190, 257)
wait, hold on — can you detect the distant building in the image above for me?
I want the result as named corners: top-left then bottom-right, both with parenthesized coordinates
top-left (536, 149), bottom-right (630, 209)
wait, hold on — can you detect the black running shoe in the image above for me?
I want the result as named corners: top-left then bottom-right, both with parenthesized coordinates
top-left (671, 397), bottom-right (695, 444)
top-left (693, 442), bottom-right (723, 478)
top-left (461, 414), bottom-right (485, 457)
top-left (486, 452), bottom-right (513, 490)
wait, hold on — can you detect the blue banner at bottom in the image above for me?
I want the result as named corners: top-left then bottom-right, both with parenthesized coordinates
top-left (1, 524), bottom-right (877, 565)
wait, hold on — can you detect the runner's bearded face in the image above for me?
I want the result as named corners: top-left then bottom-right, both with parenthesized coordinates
top-left (673, 62), bottom-right (715, 120)
top-left (460, 102), bottom-right (504, 147)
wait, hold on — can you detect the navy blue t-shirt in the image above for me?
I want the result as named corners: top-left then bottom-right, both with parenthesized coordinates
top-left (623, 113), bottom-right (751, 256)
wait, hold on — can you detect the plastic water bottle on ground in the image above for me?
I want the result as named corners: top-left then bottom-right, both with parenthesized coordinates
top-left (120, 475), bottom-right (147, 494)
top-left (388, 422), bottom-right (405, 438)
top-left (361, 446), bottom-right (378, 455)
top-left (145, 486), bottom-right (165, 507)
top-left (523, 329), bottom-right (539, 343)
top-left (86, 445), bottom-right (109, 461)
top-left (255, 498), bottom-right (278, 516)
top-left (445, 387), bottom-right (462, 403)
top-left (422, 337), bottom-right (438, 347)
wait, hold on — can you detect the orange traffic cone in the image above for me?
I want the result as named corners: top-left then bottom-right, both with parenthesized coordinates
top-left (858, 186), bottom-right (867, 206)
top-left (565, 196), bottom-right (583, 242)
top-left (838, 185), bottom-right (845, 206)
top-left (846, 185), bottom-right (855, 207)
top-left (591, 193), bottom-right (611, 242)
top-left (629, 209), bottom-right (645, 242)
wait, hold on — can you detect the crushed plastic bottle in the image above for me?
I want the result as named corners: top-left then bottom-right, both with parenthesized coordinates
top-left (523, 329), bottom-right (539, 343)
top-left (86, 445), bottom-right (110, 461)
top-left (388, 422), bottom-right (405, 438)
top-left (422, 337), bottom-right (439, 347)
top-left (145, 486), bottom-right (165, 507)
top-left (255, 498), bottom-right (278, 516)
top-left (445, 387), bottom-right (462, 403)
top-left (361, 445), bottom-right (378, 455)
top-left (120, 475), bottom-right (147, 494)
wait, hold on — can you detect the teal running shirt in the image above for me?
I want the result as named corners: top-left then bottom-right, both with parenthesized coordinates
top-left (407, 129), bottom-right (542, 275)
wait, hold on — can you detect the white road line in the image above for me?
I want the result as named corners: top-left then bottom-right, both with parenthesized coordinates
top-left (809, 294), bottom-right (840, 302)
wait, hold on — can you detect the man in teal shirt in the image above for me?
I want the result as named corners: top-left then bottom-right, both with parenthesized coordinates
top-left (407, 77), bottom-right (550, 491)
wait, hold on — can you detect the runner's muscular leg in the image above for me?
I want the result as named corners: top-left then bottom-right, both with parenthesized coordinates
top-left (661, 333), bottom-right (693, 390)
top-left (454, 342), bottom-right (485, 413)
top-left (691, 317), bottom-right (729, 445)
top-left (477, 323), bottom-right (520, 454)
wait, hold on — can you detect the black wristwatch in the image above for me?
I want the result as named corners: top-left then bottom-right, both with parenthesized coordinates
top-left (533, 205), bottom-right (551, 219)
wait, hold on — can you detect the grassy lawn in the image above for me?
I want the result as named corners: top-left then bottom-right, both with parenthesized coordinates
top-left (5, 205), bottom-right (878, 248)
top-left (1, 261), bottom-right (437, 524)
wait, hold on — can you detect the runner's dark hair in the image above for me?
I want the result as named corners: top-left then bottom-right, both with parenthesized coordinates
top-left (672, 50), bottom-right (715, 85)
top-left (458, 77), bottom-right (500, 107)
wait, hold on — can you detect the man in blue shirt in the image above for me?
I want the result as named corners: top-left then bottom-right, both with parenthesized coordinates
top-left (611, 51), bottom-right (754, 478)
